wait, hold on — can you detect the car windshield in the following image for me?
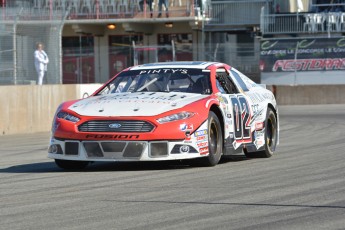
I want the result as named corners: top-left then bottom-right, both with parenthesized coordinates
top-left (97, 68), bottom-right (211, 95)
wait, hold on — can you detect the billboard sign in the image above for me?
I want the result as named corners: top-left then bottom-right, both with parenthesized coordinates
top-left (260, 38), bottom-right (345, 85)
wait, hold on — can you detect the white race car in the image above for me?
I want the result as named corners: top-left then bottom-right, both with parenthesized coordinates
top-left (48, 62), bottom-right (279, 169)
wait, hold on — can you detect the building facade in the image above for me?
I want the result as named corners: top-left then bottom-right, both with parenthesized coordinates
top-left (1, 0), bottom-right (344, 85)
top-left (1, 0), bottom-right (203, 84)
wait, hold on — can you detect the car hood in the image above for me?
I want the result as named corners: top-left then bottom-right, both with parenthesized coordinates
top-left (68, 92), bottom-right (209, 116)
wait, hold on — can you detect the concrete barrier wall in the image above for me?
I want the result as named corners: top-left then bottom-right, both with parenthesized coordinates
top-left (1, 84), bottom-right (345, 136)
top-left (0, 84), bottom-right (101, 136)
top-left (268, 85), bottom-right (345, 105)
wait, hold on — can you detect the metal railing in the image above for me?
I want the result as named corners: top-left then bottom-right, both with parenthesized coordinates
top-left (207, 0), bottom-right (272, 26)
top-left (1, 0), bottom-right (195, 20)
top-left (261, 11), bottom-right (345, 35)
top-left (310, 2), bottom-right (345, 13)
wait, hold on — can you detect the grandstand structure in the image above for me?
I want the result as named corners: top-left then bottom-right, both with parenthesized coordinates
top-left (0, 0), bottom-right (344, 85)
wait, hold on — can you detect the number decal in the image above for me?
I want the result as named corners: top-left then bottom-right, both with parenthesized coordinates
top-left (231, 97), bottom-right (242, 139)
top-left (239, 96), bottom-right (251, 139)
top-left (230, 95), bottom-right (252, 143)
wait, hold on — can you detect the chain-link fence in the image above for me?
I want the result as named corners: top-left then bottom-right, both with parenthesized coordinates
top-left (0, 7), bottom-right (66, 85)
top-left (108, 39), bottom-right (260, 82)
top-left (202, 33), bottom-right (261, 82)
top-left (61, 39), bottom-right (260, 84)
top-left (1, 7), bottom-right (261, 85)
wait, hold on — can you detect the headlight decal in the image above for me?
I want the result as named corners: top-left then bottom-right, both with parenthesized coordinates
top-left (156, 111), bottom-right (195, 124)
top-left (56, 111), bottom-right (80, 123)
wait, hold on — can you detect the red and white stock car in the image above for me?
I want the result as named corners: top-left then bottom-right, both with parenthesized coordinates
top-left (48, 62), bottom-right (279, 169)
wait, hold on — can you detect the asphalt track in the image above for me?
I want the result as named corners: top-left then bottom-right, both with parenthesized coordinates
top-left (1, 104), bottom-right (345, 230)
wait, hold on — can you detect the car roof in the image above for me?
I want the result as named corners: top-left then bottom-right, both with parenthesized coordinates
top-left (129, 61), bottom-right (222, 70)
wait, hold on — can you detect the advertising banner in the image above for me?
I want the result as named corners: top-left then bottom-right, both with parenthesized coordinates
top-left (260, 38), bottom-right (345, 85)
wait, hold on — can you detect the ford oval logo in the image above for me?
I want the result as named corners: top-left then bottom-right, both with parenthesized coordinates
top-left (109, 123), bottom-right (121, 129)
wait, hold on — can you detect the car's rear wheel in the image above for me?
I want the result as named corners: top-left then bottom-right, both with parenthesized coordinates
top-left (244, 107), bottom-right (277, 158)
top-left (191, 111), bottom-right (223, 167)
top-left (55, 159), bottom-right (89, 170)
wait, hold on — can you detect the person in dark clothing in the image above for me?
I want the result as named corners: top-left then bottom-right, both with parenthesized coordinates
top-left (139, 0), bottom-right (153, 17)
top-left (158, 0), bottom-right (169, 17)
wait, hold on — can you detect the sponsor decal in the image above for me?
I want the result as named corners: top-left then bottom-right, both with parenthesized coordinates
top-left (273, 58), bottom-right (345, 72)
top-left (194, 129), bottom-right (208, 137)
top-left (216, 95), bottom-right (225, 103)
top-left (199, 147), bottom-right (209, 155)
top-left (185, 131), bottom-right (191, 137)
top-left (71, 92), bottom-right (196, 109)
top-left (197, 142), bottom-right (208, 148)
top-left (85, 134), bottom-right (140, 139)
top-left (184, 133), bottom-right (192, 143)
top-left (138, 69), bottom-right (188, 75)
top-left (109, 123), bottom-right (122, 129)
top-left (216, 95), bottom-right (228, 111)
top-left (180, 124), bottom-right (193, 131)
top-left (251, 103), bottom-right (259, 113)
top-left (254, 129), bottom-right (265, 139)
top-left (184, 140), bottom-right (193, 143)
top-left (254, 139), bottom-right (265, 150)
top-left (247, 93), bottom-right (266, 104)
top-left (255, 122), bottom-right (264, 131)
top-left (196, 135), bottom-right (207, 141)
top-left (180, 145), bottom-right (190, 153)
top-left (254, 129), bottom-right (265, 149)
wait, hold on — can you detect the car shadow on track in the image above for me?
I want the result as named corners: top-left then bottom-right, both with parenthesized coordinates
top-left (0, 162), bottom-right (62, 173)
top-left (0, 155), bottom-right (250, 173)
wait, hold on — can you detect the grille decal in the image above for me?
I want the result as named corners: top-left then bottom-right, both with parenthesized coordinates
top-left (78, 120), bottom-right (155, 133)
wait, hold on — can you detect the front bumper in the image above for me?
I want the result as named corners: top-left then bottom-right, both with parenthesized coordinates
top-left (48, 137), bottom-right (209, 162)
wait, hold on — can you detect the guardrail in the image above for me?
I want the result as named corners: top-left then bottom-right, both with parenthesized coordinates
top-left (1, 0), bottom-right (194, 20)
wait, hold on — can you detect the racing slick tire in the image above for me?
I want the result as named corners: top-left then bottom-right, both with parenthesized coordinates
top-left (189, 111), bottom-right (223, 167)
top-left (55, 159), bottom-right (89, 170)
top-left (244, 107), bottom-right (277, 158)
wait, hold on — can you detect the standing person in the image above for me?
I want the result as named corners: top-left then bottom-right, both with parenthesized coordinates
top-left (139, 0), bottom-right (153, 18)
top-left (34, 42), bottom-right (49, 85)
top-left (158, 0), bottom-right (169, 17)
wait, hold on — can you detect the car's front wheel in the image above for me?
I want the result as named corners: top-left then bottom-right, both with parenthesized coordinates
top-left (244, 107), bottom-right (277, 158)
top-left (191, 111), bottom-right (223, 167)
top-left (55, 159), bottom-right (89, 170)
